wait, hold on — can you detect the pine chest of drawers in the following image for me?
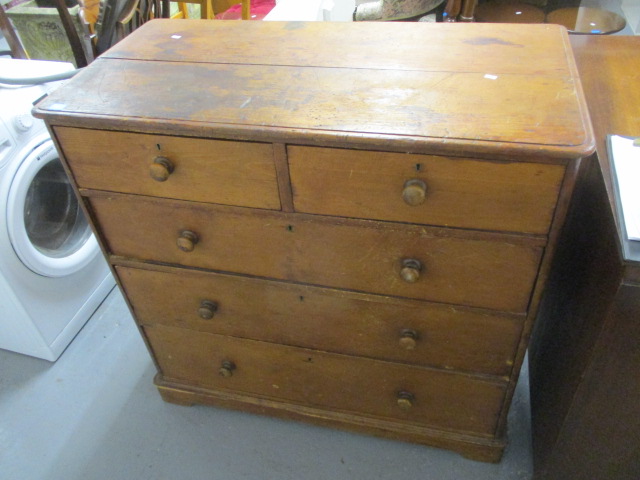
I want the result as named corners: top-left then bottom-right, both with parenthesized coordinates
top-left (34, 20), bottom-right (594, 462)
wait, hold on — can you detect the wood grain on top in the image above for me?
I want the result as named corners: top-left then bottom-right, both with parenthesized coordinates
top-left (102, 20), bottom-right (571, 76)
top-left (35, 20), bottom-right (593, 156)
top-left (570, 35), bottom-right (640, 207)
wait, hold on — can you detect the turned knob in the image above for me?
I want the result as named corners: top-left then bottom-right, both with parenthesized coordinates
top-left (397, 391), bottom-right (415, 410)
top-left (219, 360), bottom-right (236, 378)
top-left (177, 230), bottom-right (199, 252)
top-left (402, 179), bottom-right (427, 206)
top-left (149, 156), bottom-right (174, 182)
top-left (399, 329), bottom-right (418, 350)
top-left (198, 300), bottom-right (218, 320)
top-left (400, 258), bottom-right (422, 283)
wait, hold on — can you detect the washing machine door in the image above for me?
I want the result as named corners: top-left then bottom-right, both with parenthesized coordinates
top-left (6, 139), bottom-right (100, 277)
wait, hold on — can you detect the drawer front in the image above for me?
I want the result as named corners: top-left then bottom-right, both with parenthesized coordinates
top-left (55, 127), bottom-right (280, 209)
top-left (92, 194), bottom-right (543, 312)
top-left (145, 324), bottom-right (506, 435)
top-left (288, 146), bottom-right (565, 234)
top-left (118, 265), bottom-right (523, 376)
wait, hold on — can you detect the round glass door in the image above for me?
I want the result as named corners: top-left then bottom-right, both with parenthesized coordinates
top-left (7, 140), bottom-right (100, 277)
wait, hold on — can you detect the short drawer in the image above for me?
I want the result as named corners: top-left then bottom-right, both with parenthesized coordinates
top-left (55, 127), bottom-right (280, 209)
top-left (117, 264), bottom-right (523, 376)
top-left (91, 193), bottom-right (543, 312)
top-left (145, 324), bottom-right (507, 435)
top-left (288, 146), bottom-right (566, 234)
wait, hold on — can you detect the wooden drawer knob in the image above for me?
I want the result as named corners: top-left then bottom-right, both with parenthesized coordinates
top-left (402, 179), bottom-right (427, 206)
top-left (400, 258), bottom-right (422, 283)
top-left (397, 391), bottom-right (415, 410)
top-left (177, 230), bottom-right (199, 252)
top-left (399, 329), bottom-right (418, 350)
top-left (198, 300), bottom-right (218, 320)
top-left (219, 360), bottom-right (236, 378)
top-left (149, 156), bottom-right (174, 182)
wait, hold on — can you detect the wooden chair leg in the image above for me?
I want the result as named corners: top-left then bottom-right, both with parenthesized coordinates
top-left (178, 2), bottom-right (189, 18)
top-left (241, 0), bottom-right (250, 19)
top-left (53, 0), bottom-right (91, 67)
top-left (0, 4), bottom-right (28, 59)
top-left (201, 0), bottom-right (213, 19)
top-left (459, 0), bottom-right (476, 21)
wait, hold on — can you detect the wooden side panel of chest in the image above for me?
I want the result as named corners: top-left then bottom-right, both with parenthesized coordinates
top-left (34, 20), bottom-right (594, 463)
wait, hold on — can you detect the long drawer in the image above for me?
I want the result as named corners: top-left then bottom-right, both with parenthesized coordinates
top-left (117, 264), bottom-right (523, 376)
top-left (145, 324), bottom-right (507, 435)
top-left (55, 127), bottom-right (280, 209)
top-left (288, 146), bottom-right (566, 234)
top-left (90, 193), bottom-right (543, 312)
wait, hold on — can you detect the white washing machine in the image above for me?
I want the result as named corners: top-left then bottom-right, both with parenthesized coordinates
top-left (0, 59), bottom-right (115, 361)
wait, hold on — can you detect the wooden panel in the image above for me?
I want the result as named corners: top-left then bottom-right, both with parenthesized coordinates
top-left (37, 59), bottom-right (591, 153)
top-left (289, 147), bottom-right (565, 234)
top-left (117, 264), bottom-right (524, 376)
top-left (528, 36), bottom-right (640, 479)
top-left (570, 35), bottom-right (640, 205)
top-left (144, 324), bottom-right (507, 435)
top-left (102, 20), bottom-right (572, 77)
top-left (548, 284), bottom-right (640, 480)
top-left (90, 193), bottom-right (543, 312)
top-left (155, 377), bottom-right (506, 463)
top-left (55, 127), bottom-right (280, 209)
top-left (570, 35), bottom-right (640, 268)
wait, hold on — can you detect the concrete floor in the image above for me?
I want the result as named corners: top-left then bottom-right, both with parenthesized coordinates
top-left (0, 289), bottom-right (534, 480)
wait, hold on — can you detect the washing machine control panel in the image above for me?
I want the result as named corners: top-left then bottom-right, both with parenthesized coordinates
top-left (0, 86), bottom-right (48, 170)
top-left (0, 108), bottom-right (47, 171)
top-left (0, 59), bottom-right (74, 171)
top-left (13, 114), bottom-right (35, 133)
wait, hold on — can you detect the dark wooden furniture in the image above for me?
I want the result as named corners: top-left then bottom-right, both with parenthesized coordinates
top-left (34, 20), bottom-right (593, 462)
top-left (529, 35), bottom-right (640, 479)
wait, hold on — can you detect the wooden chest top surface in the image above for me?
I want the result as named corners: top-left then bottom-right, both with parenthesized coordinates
top-left (35, 20), bottom-right (593, 159)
